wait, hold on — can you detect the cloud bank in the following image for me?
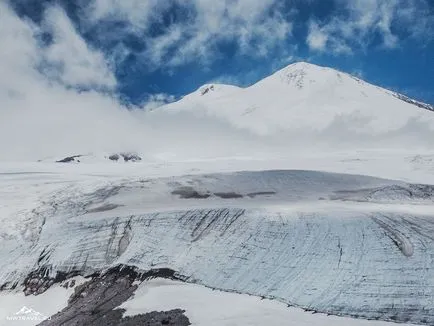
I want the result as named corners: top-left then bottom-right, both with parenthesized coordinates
top-left (0, 2), bottom-right (135, 159)
top-left (0, 0), bottom-right (433, 161)
top-left (0, 1), bottom-right (266, 161)
top-left (306, 0), bottom-right (433, 53)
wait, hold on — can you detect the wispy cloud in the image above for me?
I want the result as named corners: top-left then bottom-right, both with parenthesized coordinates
top-left (307, 20), bottom-right (352, 54)
top-left (306, 0), bottom-right (433, 54)
top-left (88, 0), bottom-right (169, 31)
top-left (42, 6), bottom-right (116, 89)
top-left (306, 21), bottom-right (329, 52)
top-left (141, 93), bottom-right (177, 111)
top-left (84, 0), bottom-right (293, 69)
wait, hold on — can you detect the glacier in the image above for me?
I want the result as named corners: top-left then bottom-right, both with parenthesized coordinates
top-left (1, 169), bottom-right (433, 325)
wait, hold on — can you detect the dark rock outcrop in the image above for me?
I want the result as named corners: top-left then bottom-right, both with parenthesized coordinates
top-left (392, 92), bottom-right (434, 112)
top-left (38, 266), bottom-right (190, 326)
top-left (56, 155), bottom-right (82, 163)
top-left (108, 152), bottom-right (142, 162)
top-left (172, 186), bottom-right (211, 199)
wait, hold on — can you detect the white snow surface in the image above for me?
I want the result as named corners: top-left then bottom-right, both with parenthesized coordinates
top-left (120, 278), bottom-right (418, 326)
top-left (159, 62), bottom-right (434, 142)
top-left (0, 277), bottom-right (85, 326)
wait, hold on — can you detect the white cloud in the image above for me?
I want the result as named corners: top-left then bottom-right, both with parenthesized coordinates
top-left (351, 69), bottom-right (364, 79)
top-left (307, 0), bottom-right (433, 54)
top-left (83, 0), bottom-right (433, 65)
top-left (42, 6), bottom-right (116, 89)
top-left (306, 20), bottom-right (352, 54)
top-left (0, 3), bottom-right (41, 101)
top-left (144, 25), bottom-right (185, 67)
top-left (0, 2), bottom-right (138, 160)
top-left (88, 0), bottom-right (168, 31)
top-left (142, 93), bottom-right (177, 111)
top-left (307, 22), bottom-right (328, 51)
top-left (85, 0), bottom-right (293, 68)
top-left (345, 0), bottom-right (399, 48)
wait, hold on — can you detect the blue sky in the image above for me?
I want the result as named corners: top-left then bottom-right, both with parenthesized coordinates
top-left (7, 0), bottom-right (434, 106)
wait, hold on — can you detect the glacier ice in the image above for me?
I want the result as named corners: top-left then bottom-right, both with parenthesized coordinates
top-left (0, 170), bottom-right (433, 324)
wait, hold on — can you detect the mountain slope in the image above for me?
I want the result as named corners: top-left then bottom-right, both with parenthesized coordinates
top-left (160, 62), bottom-right (434, 139)
top-left (1, 62), bottom-right (433, 161)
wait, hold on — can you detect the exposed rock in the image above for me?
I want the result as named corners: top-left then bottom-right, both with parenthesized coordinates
top-left (172, 186), bottom-right (211, 199)
top-left (56, 155), bottom-right (82, 163)
top-left (121, 152), bottom-right (142, 162)
top-left (87, 203), bottom-right (120, 213)
top-left (200, 85), bottom-right (214, 95)
top-left (2, 171), bottom-right (434, 325)
top-left (38, 265), bottom-right (190, 326)
top-left (108, 152), bottom-right (142, 162)
top-left (108, 154), bottom-right (120, 161)
top-left (213, 192), bottom-right (243, 199)
top-left (246, 191), bottom-right (276, 198)
top-left (392, 92), bottom-right (434, 112)
top-left (23, 268), bottom-right (80, 296)
top-left (173, 188), bottom-right (276, 200)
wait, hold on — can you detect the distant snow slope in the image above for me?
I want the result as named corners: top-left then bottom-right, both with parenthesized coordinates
top-left (1, 169), bottom-right (433, 324)
top-left (159, 62), bottom-right (434, 143)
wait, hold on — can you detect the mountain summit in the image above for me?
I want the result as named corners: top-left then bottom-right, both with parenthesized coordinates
top-left (2, 62), bottom-right (433, 161)
top-left (162, 62), bottom-right (434, 137)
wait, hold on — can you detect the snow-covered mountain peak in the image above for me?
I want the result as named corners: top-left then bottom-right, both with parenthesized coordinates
top-left (275, 61), bottom-right (323, 76)
top-left (267, 61), bottom-right (433, 111)
top-left (160, 61), bottom-right (434, 141)
top-left (276, 63), bottom-right (310, 89)
top-left (3, 60), bottom-right (432, 161)
top-left (259, 61), bottom-right (354, 91)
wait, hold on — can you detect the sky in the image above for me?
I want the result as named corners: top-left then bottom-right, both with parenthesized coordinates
top-left (1, 0), bottom-right (434, 160)
top-left (4, 0), bottom-right (434, 108)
